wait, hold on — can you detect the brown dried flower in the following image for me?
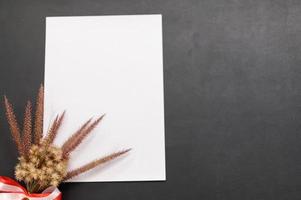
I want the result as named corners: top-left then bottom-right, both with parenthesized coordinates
top-left (64, 149), bottom-right (131, 180)
top-left (22, 101), bottom-right (32, 157)
top-left (4, 96), bottom-right (24, 156)
top-left (15, 144), bottom-right (67, 192)
top-left (43, 111), bottom-right (65, 146)
top-left (4, 85), bottom-right (130, 193)
top-left (62, 115), bottom-right (104, 157)
top-left (34, 85), bottom-right (44, 144)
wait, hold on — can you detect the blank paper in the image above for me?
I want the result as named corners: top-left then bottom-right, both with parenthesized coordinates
top-left (44, 15), bottom-right (165, 182)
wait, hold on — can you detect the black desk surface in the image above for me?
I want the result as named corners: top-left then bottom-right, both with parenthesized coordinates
top-left (1, 0), bottom-right (301, 199)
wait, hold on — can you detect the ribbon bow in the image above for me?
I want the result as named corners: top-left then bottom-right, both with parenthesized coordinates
top-left (0, 176), bottom-right (61, 200)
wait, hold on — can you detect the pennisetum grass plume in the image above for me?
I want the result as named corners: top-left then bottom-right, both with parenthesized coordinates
top-left (33, 84), bottom-right (44, 144)
top-left (62, 115), bottom-right (105, 157)
top-left (22, 101), bottom-right (32, 157)
top-left (64, 149), bottom-right (131, 180)
top-left (4, 96), bottom-right (24, 156)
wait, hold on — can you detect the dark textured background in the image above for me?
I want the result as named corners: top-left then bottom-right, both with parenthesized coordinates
top-left (1, 0), bottom-right (301, 199)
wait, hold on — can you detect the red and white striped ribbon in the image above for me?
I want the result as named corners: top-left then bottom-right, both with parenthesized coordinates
top-left (0, 176), bottom-right (61, 200)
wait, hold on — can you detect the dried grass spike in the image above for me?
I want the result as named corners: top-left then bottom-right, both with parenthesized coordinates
top-left (22, 101), bottom-right (32, 156)
top-left (34, 84), bottom-right (44, 144)
top-left (44, 111), bottom-right (65, 145)
top-left (4, 96), bottom-right (24, 156)
top-left (62, 115), bottom-right (105, 156)
top-left (43, 115), bottom-right (58, 144)
top-left (64, 149), bottom-right (131, 180)
top-left (61, 118), bottom-right (92, 153)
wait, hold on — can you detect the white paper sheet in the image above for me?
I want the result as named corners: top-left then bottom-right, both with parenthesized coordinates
top-left (44, 15), bottom-right (165, 182)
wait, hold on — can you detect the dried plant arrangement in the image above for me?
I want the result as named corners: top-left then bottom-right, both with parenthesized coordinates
top-left (3, 85), bottom-right (130, 194)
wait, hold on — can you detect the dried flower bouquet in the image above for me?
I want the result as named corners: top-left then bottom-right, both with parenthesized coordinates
top-left (4, 85), bottom-right (130, 193)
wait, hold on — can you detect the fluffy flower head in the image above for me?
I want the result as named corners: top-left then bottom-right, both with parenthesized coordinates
top-left (15, 144), bottom-right (67, 190)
